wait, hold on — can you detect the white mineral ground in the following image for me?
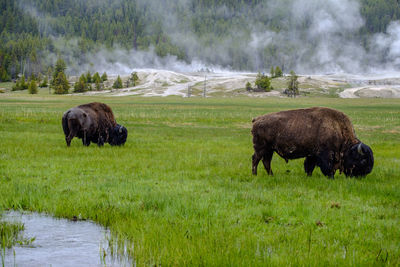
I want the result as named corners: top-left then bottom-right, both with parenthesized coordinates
top-left (71, 69), bottom-right (400, 98)
top-left (335, 74), bottom-right (400, 98)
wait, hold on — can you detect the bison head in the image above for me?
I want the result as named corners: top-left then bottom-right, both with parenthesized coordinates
top-left (109, 124), bottom-right (128, 146)
top-left (343, 143), bottom-right (374, 177)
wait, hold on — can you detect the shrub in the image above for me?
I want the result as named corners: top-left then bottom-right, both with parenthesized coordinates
top-left (255, 72), bottom-right (271, 92)
top-left (39, 77), bottom-right (48, 88)
top-left (12, 75), bottom-right (28, 91)
top-left (245, 81), bottom-right (253, 91)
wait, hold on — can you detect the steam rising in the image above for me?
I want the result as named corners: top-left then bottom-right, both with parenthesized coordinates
top-left (372, 21), bottom-right (400, 70)
top-left (16, 0), bottom-right (400, 74)
top-left (61, 44), bottom-right (225, 75)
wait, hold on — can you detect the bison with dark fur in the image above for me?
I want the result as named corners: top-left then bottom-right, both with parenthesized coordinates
top-left (251, 107), bottom-right (373, 178)
top-left (62, 102), bottom-right (127, 147)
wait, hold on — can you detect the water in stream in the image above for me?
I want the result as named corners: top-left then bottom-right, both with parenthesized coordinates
top-left (1, 211), bottom-right (131, 267)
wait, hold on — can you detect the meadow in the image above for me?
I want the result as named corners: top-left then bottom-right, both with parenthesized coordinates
top-left (0, 93), bottom-right (399, 266)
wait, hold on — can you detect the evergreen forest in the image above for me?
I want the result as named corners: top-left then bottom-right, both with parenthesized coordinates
top-left (1, 0), bottom-right (400, 80)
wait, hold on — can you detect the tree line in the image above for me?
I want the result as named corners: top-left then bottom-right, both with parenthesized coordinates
top-left (1, 0), bottom-right (400, 81)
top-left (11, 56), bottom-right (141, 95)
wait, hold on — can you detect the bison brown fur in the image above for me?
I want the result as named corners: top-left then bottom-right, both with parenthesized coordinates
top-left (251, 107), bottom-right (374, 178)
top-left (62, 102), bottom-right (127, 147)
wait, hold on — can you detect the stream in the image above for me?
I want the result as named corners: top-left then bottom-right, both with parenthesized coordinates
top-left (1, 211), bottom-right (131, 267)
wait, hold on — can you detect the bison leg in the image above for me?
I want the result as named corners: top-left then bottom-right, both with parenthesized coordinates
top-left (304, 156), bottom-right (317, 176)
top-left (65, 120), bottom-right (79, 146)
top-left (82, 131), bottom-right (91, 146)
top-left (97, 135), bottom-right (104, 147)
top-left (82, 139), bottom-right (91, 146)
top-left (261, 151), bottom-right (274, 175)
top-left (66, 135), bottom-right (72, 146)
top-left (66, 129), bottom-right (77, 147)
top-left (252, 153), bottom-right (262, 175)
top-left (317, 151), bottom-right (336, 178)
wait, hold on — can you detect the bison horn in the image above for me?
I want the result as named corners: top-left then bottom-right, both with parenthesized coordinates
top-left (357, 143), bottom-right (364, 156)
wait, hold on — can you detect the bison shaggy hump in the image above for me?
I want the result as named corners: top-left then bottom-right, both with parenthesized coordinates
top-left (62, 102), bottom-right (127, 147)
top-left (251, 107), bottom-right (374, 178)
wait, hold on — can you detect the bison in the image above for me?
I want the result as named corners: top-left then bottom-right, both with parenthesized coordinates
top-left (251, 107), bottom-right (374, 178)
top-left (62, 102), bottom-right (127, 147)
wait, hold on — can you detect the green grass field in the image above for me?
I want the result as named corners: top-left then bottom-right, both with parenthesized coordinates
top-left (0, 93), bottom-right (399, 266)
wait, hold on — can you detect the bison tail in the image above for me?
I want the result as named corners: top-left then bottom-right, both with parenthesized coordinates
top-left (62, 111), bottom-right (70, 136)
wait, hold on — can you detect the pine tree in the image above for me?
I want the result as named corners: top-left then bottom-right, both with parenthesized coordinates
top-left (86, 71), bottom-right (92, 83)
top-left (53, 72), bottom-right (70, 94)
top-left (95, 79), bottom-right (102, 91)
top-left (74, 79), bottom-right (85, 93)
top-left (54, 58), bottom-right (66, 76)
top-left (286, 70), bottom-right (299, 97)
top-left (0, 67), bottom-right (10, 82)
top-left (101, 72), bottom-right (108, 82)
top-left (270, 66), bottom-right (275, 78)
top-left (80, 73), bottom-right (88, 83)
top-left (21, 75), bottom-right (28, 90)
top-left (74, 75), bottom-right (87, 93)
top-left (275, 66), bottom-right (283, 77)
top-left (130, 72), bottom-right (139, 86)
top-left (51, 58), bottom-right (69, 94)
top-left (113, 75), bottom-right (123, 89)
top-left (28, 79), bottom-right (38, 94)
top-left (93, 72), bottom-right (101, 83)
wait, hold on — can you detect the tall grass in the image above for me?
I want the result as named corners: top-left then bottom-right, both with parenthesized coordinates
top-left (0, 95), bottom-right (399, 265)
top-left (0, 221), bottom-right (24, 250)
top-left (0, 213), bottom-right (24, 267)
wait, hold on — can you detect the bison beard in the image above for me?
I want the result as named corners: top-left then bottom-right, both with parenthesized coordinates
top-left (62, 102), bottom-right (127, 147)
top-left (251, 107), bottom-right (374, 178)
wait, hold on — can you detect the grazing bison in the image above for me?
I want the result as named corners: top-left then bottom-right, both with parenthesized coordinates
top-left (251, 107), bottom-right (374, 178)
top-left (62, 102), bottom-right (127, 147)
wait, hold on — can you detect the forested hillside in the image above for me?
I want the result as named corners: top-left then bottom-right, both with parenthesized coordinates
top-left (1, 0), bottom-right (400, 80)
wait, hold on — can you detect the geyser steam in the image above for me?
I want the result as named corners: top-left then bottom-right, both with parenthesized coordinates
top-left (16, 0), bottom-right (400, 74)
